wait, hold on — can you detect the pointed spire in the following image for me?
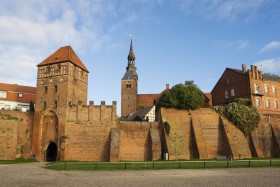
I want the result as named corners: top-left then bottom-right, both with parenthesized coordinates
top-left (127, 36), bottom-right (135, 62)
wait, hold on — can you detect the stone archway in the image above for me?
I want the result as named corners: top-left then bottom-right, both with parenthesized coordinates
top-left (46, 141), bottom-right (57, 162)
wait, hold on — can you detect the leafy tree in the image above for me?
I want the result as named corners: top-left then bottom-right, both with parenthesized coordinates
top-left (212, 99), bottom-right (261, 136)
top-left (158, 81), bottom-right (205, 110)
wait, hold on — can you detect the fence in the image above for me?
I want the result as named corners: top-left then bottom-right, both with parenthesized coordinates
top-left (59, 160), bottom-right (280, 171)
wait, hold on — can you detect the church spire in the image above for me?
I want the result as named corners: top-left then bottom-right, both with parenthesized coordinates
top-left (127, 37), bottom-right (135, 63)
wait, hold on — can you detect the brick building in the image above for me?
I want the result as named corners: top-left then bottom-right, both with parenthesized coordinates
top-left (0, 83), bottom-right (36, 112)
top-left (211, 64), bottom-right (280, 115)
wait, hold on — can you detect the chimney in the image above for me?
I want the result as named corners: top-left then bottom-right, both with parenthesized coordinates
top-left (166, 84), bottom-right (170, 90)
top-left (254, 66), bottom-right (259, 80)
top-left (251, 65), bottom-right (255, 79)
top-left (260, 71), bottom-right (263, 80)
top-left (242, 64), bottom-right (246, 72)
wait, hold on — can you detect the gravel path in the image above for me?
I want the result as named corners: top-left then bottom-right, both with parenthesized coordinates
top-left (0, 163), bottom-right (280, 187)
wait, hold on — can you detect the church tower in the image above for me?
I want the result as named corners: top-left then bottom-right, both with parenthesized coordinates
top-left (33, 46), bottom-right (89, 161)
top-left (121, 39), bottom-right (138, 116)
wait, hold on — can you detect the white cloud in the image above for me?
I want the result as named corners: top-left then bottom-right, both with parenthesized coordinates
top-left (260, 41), bottom-right (280, 52)
top-left (254, 58), bottom-right (280, 73)
top-left (174, 0), bottom-right (269, 22)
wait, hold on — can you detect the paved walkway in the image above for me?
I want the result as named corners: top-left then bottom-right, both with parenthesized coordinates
top-left (0, 163), bottom-right (280, 187)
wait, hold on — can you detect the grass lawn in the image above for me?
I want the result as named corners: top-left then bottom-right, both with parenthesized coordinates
top-left (0, 158), bottom-right (37, 164)
top-left (44, 159), bottom-right (280, 171)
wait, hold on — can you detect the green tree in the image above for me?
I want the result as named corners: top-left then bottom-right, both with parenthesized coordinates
top-left (212, 99), bottom-right (261, 136)
top-left (158, 81), bottom-right (205, 110)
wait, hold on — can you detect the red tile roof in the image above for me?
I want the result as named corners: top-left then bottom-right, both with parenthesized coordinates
top-left (0, 83), bottom-right (36, 103)
top-left (37, 46), bottom-right (89, 73)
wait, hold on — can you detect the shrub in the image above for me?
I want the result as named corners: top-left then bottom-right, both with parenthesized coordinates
top-left (212, 99), bottom-right (261, 136)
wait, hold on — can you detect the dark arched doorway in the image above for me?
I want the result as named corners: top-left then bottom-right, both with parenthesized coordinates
top-left (46, 141), bottom-right (57, 162)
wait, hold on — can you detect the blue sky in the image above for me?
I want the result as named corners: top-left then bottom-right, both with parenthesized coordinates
top-left (1, 0), bottom-right (280, 115)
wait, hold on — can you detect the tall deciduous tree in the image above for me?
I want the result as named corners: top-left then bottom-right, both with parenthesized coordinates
top-left (158, 81), bottom-right (205, 110)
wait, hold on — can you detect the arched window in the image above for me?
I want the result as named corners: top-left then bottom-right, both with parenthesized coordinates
top-left (272, 86), bottom-right (276, 94)
top-left (225, 91), bottom-right (228, 99)
top-left (256, 98), bottom-right (260, 107)
top-left (126, 81), bottom-right (131, 89)
top-left (264, 85), bottom-right (268, 93)
top-left (254, 84), bottom-right (259, 93)
top-left (274, 100), bottom-right (278, 109)
top-left (266, 99), bottom-right (270, 108)
top-left (231, 89), bottom-right (235, 97)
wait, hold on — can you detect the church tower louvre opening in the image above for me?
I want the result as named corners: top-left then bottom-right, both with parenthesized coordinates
top-left (121, 38), bottom-right (138, 117)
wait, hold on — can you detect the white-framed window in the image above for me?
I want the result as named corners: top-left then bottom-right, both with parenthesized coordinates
top-left (256, 98), bottom-right (260, 107)
top-left (272, 86), bottom-right (276, 94)
top-left (274, 100), bottom-right (278, 109)
top-left (264, 85), bottom-right (268, 93)
top-left (266, 99), bottom-right (270, 108)
top-left (254, 84), bottom-right (259, 93)
top-left (225, 91), bottom-right (228, 99)
top-left (18, 93), bottom-right (23, 98)
top-left (0, 91), bottom-right (7, 98)
top-left (231, 89), bottom-right (235, 97)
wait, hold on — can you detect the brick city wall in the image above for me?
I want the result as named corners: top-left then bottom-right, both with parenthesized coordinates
top-left (117, 121), bottom-right (161, 161)
top-left (0, 110), bottom-right (33, 160)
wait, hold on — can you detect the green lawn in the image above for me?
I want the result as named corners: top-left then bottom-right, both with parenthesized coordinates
top-left (0, 158), bottom-right (37, 164)
top-left (44, 159), bottom-right (280, 171)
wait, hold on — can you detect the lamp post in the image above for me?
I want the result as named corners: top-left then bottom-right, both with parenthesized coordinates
top-left (175, 133), bottom-right (177, 161)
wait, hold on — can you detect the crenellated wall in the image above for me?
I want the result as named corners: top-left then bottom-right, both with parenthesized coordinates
top-left (68, 101), bottom-right (117, 122)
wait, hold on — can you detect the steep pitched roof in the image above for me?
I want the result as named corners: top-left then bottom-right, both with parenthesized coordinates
top-left (37, 46), bottom-right (89, 73)
top-left (127, 106), bottom-right (154, 121)
top-left (122, 70), bottom-right (134, 80)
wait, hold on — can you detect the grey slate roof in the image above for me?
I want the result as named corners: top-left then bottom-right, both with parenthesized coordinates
top-left (127, 106), bottom-right (154, 121)
top-left (122, 70), bottom-right (134, 80)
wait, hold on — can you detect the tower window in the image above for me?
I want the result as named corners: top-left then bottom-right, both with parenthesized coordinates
top-left (54, 100), bottom-right (57, 108)
top-left (54, 85), bottom-right (58, 92)
top-left (43, 101), bottom-right (47, 109)
top-left (126, 81), bottom-right (131, 88)
top-left (44, 86), bottom-right (48, 93)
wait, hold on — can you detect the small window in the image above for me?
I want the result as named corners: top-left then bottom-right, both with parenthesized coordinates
top-left (272, 86), bottom-right (276, 94)
top-left (266, 99), bottom-right (270, 108)
top-left (256, 98), bottom-right (260, 107)
top-left (126, 81), bottom-right (131, 89)
top-left (254, 84), bottom-right (259, 93)
top-left (264, 85), bottom-right (268, 93)
top-left (231, 89), bottom-right (235, 97)
top-left (225, 91), bottom-right (228, 99)
top-left (44, 86), bottom-right (48, 93)
top-left (18, 93), bottom-right (23, 98)
top-left (0, 91), bottom-right (7, 98)
top-left (226, 79), bottom-right (230, 85)
top-left (274, 100), bottom-right (278, 109)
top-left (54, 85), bottom-right (58, 92)
top-left (43, 101), bottom-right (47, 109)
top-left (54, 100), bottom-right (57, 108)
